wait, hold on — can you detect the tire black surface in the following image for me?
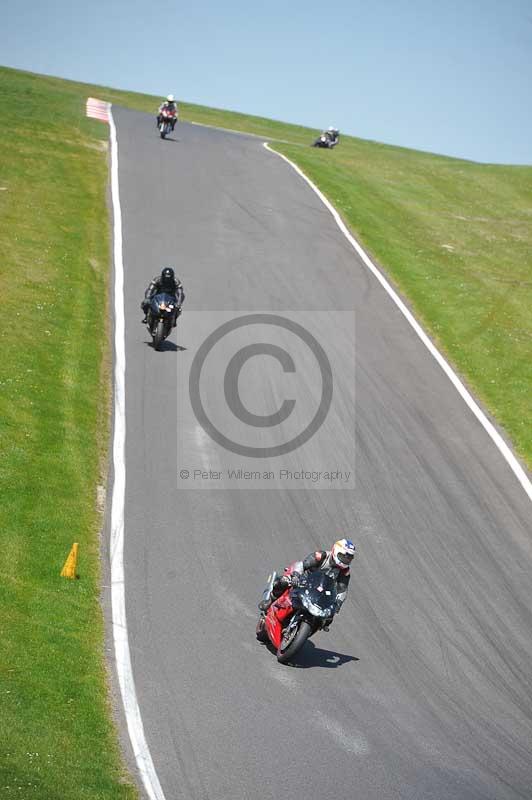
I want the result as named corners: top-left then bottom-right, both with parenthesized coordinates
top-left (153, 320), bottom-right (164, 349)
top-left (256, 616), bottom-right (269, 643)
top-left (277, 620), bottom-right (312, 663)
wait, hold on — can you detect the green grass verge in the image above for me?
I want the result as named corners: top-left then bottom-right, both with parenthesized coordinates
top-left (0, 67), bottom-right (136, 797)
top-left (0, 59), bottom-right (530, 798)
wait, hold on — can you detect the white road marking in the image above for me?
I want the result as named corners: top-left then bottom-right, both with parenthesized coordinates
top-left (264, 143), bottom-right (532, 504)
top-left (108, 109), bottom-right (168, 800)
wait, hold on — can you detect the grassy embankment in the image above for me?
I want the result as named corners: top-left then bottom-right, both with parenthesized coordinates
top-left (0, 62), bottom-right (530, 799)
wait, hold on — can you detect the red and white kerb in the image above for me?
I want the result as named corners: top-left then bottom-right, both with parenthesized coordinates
top-left (86, 97), bottom-right (110, 123)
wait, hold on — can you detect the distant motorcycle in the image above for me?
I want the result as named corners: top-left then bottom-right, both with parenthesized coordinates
top-left (159, 108), bottom-right (177, 139)
top-left (145, 292), bottom-right (178, 350)
top-left (256, 570), bottom-right (337, 663)
top-left (313, 134), bottom-right (331, 148)
top-left (312, 131), bottom-right (339, 148)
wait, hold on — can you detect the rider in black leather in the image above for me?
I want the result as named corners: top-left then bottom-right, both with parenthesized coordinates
top-left (141, 267), bottom-right (185, 325)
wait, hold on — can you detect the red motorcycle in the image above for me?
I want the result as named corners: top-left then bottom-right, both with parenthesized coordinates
top-left (158, 108), bottom-right (177, 139)
top-left (256, 567), bottom-right (338, 663)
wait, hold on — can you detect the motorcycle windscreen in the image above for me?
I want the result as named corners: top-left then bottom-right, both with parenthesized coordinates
top-left (151, 292), bottom-right (176, 311)
top-left (297, 571), bottom-right (337, 611)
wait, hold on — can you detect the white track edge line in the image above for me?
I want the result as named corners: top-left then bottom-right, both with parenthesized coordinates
top-left (263, 142), bottom-right (532, 503)
top-left (109, 108), bottom-right (168, 800)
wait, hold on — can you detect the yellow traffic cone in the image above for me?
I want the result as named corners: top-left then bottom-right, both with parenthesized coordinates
top-left (61, 543), bottom-right (79, 579)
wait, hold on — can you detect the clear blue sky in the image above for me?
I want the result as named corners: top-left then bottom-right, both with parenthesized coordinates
top-left (2, 0), bottom-right (532, 164)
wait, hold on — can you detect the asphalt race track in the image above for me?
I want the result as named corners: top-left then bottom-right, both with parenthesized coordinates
top-left (111, 107), bottom-right (532, 800)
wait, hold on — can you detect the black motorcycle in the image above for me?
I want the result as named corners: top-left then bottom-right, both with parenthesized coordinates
top-left (145, 292), bottom-right (178, 350)
top-left (312, 133), bottom-right (339, 148)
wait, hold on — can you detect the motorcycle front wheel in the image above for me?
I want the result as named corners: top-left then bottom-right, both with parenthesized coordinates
top-left (256, 616), bottom-right (269, 643)
top-left (276, 620), bottom-right (312, 664)
top-left (153, 320), bottom-right (165, 350)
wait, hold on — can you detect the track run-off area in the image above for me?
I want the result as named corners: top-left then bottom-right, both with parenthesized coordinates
top-left (108, 107), bottom-right (532, 800)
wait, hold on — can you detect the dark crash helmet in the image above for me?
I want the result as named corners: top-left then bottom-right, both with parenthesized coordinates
top-left (160, 266), bottom-right (176, 291)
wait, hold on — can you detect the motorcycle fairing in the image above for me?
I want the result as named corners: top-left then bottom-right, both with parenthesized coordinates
top-left (265, 589), bottom-right (293, 648)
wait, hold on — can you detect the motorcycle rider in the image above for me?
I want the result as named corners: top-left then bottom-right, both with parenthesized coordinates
top-left (157, 94), bottom-right (178, 131)
top-left (141, 267), bottom-right (185, 327)
top-left (258, 538), bottom-right (355, 623)
top-left (313, 126), bottom-right (340, 148)
top-left (324, 126), bottom-right (340, 147)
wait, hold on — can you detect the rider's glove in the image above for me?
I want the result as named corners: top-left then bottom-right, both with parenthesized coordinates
top-left (290, 573), bottom-right (301, 587)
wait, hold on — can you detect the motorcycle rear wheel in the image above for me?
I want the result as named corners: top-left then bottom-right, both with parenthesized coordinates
top-left (276, 620), bottom-right (312, 664)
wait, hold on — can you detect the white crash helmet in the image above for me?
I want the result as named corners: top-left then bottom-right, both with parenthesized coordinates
top-left (331, 538), bottom-right (356, 568)
top-left (167, 94), bottom-right (175, 102)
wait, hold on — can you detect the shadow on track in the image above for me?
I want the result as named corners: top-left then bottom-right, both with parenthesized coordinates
top-left (261, 638), bottom-right (359, 669)
top-left (289, 641), bottom-right (359, 669)
top-left (143, 339), bottom-right (187, 353)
